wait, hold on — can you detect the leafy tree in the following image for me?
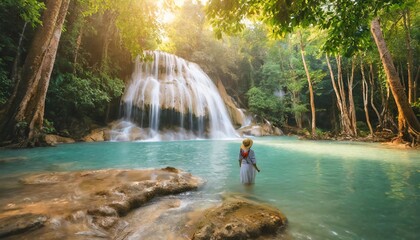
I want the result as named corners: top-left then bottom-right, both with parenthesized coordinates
top-left (0, 0), bottom-right (45, 105)
top-left (246, 87), bottom-right (285, 126)
top-left (0, 0), bottom-right (70, 147)
top-left (206, 0), bottom-right (420, 142)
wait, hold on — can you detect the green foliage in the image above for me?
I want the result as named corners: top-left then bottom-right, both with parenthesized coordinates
top-left (206, 0), bottom-right (408, 55)
top-left (160, 1), bottom-right (241, 92)
top-left (81, 0), bottom-right (161, 58)
top-left (0, 67), bottom-right (11, 105)
top-left (16, 121), bottom-right (28, 129)
top-left (43, 119), bottom-right (56, 134)
top-left (0, 0), bottom-right (45, 106)
top-left (412, 98), bottom-right (420, 118)
top-left (0, 0), bottom-right (45, 27)
top-left (46, 71), bottom-right (124, 120)
top-left (246, 87), bottom-right (285, 126)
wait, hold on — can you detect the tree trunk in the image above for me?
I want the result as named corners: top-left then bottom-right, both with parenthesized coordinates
top-left (415, 66), bottom-right (419, 100)
top-left (361, 60), bottom-right (374, 136)
top-left (298, 31), bottom-right (316, 137)
top-left (381, 82), bottom-right (398, 132)
top-left (73, 24), bottom-right (84, 72)
top-left (337, 56), bottom-right (354, 136)
top-left (348, 58), bottom-right (357, 136)
top-left (370, 18), bottom-right (420, 141)
top-left (369, 63), bottom-right (382, 128)
top-left (402, 9), bottom-right (414, 103)
top-left (4, 22), bottom-right (28, 117)
top-left (11, 22), bottom-right (28, 84)
top-left (101, 11), bottom-right (117, 70)
top-left (289, 62), bottom-right (302, 129)
top-left (0, 0), bottom-right (71, 147)
top-left (326, 55), bottom-right (354, 136)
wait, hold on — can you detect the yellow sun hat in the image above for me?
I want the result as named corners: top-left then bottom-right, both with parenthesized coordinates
top-left (240, 138), bottom-right (253, 151)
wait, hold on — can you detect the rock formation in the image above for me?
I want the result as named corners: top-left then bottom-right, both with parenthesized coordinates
top-left (0, 167), bottom-right (202, 239)
top-left (0, 168), bottom-right (289, 239)
top-left (44, 134), bottom-right (75, 145)
top-left (191, 196), bottom-right (288, 239)
top-left (238, 120), bottom-right (283, 137)
top-left (216, 79), bottom-right (245, 128)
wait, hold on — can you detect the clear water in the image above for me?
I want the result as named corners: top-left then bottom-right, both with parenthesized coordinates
top-left (0, 136), bottom-right (419, 240)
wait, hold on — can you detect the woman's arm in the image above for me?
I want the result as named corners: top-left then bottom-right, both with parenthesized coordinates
top-left (253, 163), bottom-right (260, 172)
top-left (250, 150), bottom-right (260, 172)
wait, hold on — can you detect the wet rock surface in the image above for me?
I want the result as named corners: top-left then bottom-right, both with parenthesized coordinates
top-left (0, 167), bottom-right (202, 239)
top-left (44, 134), bottom-right (75, 145)
top-left (238, 122), bottom-right (283, 137)
top-left (0, 213), bottom-right (47, 238)
top-left (0, 168), bottom-right (288, 239)
top-left (191, 196), bottom-right (288, 240)
top-left (81, 128), bottom-right (111, 142)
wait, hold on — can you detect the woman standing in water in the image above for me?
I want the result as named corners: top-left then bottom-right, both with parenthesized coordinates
top-left (238, 138), bottom-right (260, 184)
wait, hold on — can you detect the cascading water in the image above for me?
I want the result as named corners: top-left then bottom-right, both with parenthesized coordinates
top-left (110, 51), bottom-right (238, 141)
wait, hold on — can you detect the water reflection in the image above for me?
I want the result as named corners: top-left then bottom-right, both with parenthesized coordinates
top-left (383, 163), bottom-right (411, 200)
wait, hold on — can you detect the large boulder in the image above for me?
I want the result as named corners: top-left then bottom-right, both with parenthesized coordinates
top-left (191, 196), bottom-right (288, 239)
top-left (82, 128), bottom-right (111, 142)
top-left (238, 120), bottom-right (283, 137)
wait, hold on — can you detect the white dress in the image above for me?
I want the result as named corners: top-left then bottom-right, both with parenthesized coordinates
top-left (239, 149), bottom-right (257, 184)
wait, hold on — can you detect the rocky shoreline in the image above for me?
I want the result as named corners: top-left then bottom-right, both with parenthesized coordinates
top-left (0, 167), bottom-right (288, 239)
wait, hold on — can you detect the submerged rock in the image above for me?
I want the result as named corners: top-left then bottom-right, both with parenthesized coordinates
top-left (191, 196), bottom-right (288, 240)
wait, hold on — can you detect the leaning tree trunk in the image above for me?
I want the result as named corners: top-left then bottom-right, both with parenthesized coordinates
top-left (370, 18), bottom-right (420, 142)
top-left (11, 22), bottom-right (28, 84)
top-left (0, 0), bottom-right (71, 147)
top-left (298, 31), bottom-right (316, 137)
top-left (5, 22), bottom-right (28, 115)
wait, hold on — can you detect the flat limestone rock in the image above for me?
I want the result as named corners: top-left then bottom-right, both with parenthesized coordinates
top-left (191, 196), bottom-right (288, 240)
top-left (0, 213), bottom-right (47, 238)
top-left (1, 168), bottom-right (289, 239)
top-left (0, 167), bottom-right (202, 239)
top-left (44, 134), bottom-right (75, 145)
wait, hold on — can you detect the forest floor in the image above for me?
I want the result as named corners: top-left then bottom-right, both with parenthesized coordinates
top-left (282, 125), bottom-right (419, 149)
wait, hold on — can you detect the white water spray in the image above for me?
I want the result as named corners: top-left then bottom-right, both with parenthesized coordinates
top-left (111, 51), bottom-right (238, 141)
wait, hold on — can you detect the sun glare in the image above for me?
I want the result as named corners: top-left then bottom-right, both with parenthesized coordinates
top-left (158, 0), bottom-right (208, 23)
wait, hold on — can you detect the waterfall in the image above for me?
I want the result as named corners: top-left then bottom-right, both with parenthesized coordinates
top-left (110, 51), bottom-right (238, 141)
